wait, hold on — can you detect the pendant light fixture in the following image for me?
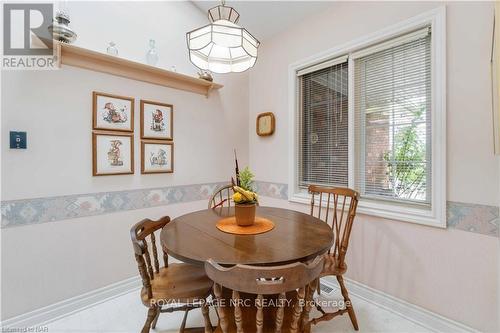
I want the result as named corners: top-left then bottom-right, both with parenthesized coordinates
top-left (186, 1), bottom-right (260, 73)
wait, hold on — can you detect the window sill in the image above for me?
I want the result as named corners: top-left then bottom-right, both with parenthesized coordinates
top-left (289, 192), bottom-right (446, 228)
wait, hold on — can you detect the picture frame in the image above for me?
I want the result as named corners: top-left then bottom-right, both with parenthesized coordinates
top-left (92, 131), bottom-right (134, 176)
top-left (93, 92), bottom-right (135, 132)
top-left (256, 112), bottom-right (275, 136)
top-left (141, 140), bottom-right (174, 174)
top-left (140, 100), bottom-right (173, 140)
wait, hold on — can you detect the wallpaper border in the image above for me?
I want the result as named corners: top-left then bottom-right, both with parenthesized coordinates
top-left (1, 182), bottom-right (227, 229)
top-left (2, 181), bottom-right (498, 237)
top-left (253, 181), bottom-right (499, 237)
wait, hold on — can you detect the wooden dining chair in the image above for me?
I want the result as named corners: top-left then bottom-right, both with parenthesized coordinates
top-left (204, 256), bottom-right (324, 333)
top-left (208, 184), bottom-right (234, 209)
top-left (131, 216), bottom-right (214, 333)
top-left (307, 185), bottom-right (360, 330)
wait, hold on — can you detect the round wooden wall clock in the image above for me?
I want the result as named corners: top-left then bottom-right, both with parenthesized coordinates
top-left (256, 112), bottom-right (275, 136)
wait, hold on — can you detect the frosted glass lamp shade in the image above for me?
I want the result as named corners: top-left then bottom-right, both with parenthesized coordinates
top-left (186, 4), bottom-right (259, 73)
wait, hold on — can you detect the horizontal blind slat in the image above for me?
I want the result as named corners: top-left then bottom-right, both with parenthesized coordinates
top-left (297, 55), bottom-right (349, 76)
top-left (354, 29), bottom-right (432, 206)
top-left (298, 59), bottom-right (349, 188)
top-left (351, 27), bottom-right (430, 59)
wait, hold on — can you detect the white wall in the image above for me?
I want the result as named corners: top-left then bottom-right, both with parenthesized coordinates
top-left (2, 1), bottom-right (249, 201)
top-left (248, 2), bottom-right (499, 331)
top-left (67, 1), bottom-right (204, 77)
top-left (1, 1), bottom-right (249, 319)
top-left (1, 67), bottom-right (248, 200)
top-left (1, 200), bottom-right (209, 320)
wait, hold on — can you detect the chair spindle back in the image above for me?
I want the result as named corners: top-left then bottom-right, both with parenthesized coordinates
top-left (208, 184), bottom-right (234, 209)
top-left (308, 186), bottom-right (359, 268)
top-left (130, 216), bottom-right (170, 300)
top-left (205, 256), bottom-right (324, 333)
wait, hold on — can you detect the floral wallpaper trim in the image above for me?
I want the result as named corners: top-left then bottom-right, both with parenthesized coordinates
top-left (254, 181), bottom-right (289, 200)
top-left (446, 201), bottom-right (499, 237)
top-left (252, 181), bottom-right (498, 237)
top-left (1, 182), bottom-right (227, 229)
top-left (1, 181), bottom-right (498, 237)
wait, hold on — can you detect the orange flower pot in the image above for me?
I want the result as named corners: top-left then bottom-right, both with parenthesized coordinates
top-left (234, 203), bottom-right (256, 226)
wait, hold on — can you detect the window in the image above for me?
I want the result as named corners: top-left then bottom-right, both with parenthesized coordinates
top-left (353, 28), bottom-right (431, 207)
top-left (289, 8), bottom-right (446, 227)
top-left (298, 58), bottom-right (349, 188)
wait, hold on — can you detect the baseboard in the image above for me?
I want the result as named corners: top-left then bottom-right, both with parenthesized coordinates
top-left (1, 275), bottom-right (141, 329)
top-left (321, 276), bottom-right (478, 333)
top-left (1, 274), bottom-right (480, 332)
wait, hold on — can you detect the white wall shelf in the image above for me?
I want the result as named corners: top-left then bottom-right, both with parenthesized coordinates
top-left (55, 42), bottom-right (223, 97)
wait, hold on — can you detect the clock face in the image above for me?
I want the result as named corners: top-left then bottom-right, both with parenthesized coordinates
top-left (257, 113), bottom-right (275, 136)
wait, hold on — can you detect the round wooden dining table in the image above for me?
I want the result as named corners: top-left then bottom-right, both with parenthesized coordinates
top-left (160, 206), bottom-right (333, 266)
top-left (160, 206), bottom-right (333, 332)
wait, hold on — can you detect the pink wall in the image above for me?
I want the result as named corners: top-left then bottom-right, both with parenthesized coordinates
top-left (249, 2), bottom-right (499, 331)
top-left (261, 196), bottom-right (499, 332)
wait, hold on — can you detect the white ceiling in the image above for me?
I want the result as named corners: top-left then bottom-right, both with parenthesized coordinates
top-left (191, 1), bottom-right (334, 41)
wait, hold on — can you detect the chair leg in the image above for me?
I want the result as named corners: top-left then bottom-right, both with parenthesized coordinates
top-left (301, 279), bottom-right (317, 333)
top-left (141, 307), bottom-right (157, 333)
top-left (337, 276), bottom-right (359, 331)
top-left (151, 307), bottom-right (161, 329)
top-left (179, 309), bottom-right (189, 333)
top-left (209, 290), bottom-right (220, 321)
top-left (201, 302), bottom-right (213, 333)
top-left (314, 278), bottom-right (325, 315)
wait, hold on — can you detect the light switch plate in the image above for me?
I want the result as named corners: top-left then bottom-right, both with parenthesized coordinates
top-left (10, 131), bottom-right (27, 149)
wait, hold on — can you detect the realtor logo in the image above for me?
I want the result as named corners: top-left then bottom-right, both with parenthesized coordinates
top-left (2, 3), bottom-right (56, 69)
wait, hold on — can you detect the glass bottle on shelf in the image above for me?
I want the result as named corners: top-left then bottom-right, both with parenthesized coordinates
top-left (146, 39), bottom-right (159, 66)
top-left (106, 41), bottom-right (118, 56)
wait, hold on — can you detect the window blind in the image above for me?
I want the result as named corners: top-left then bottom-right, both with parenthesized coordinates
top-left (353, 27), bottom-right (432, 206)
top-left (298, 58), bottom-right (349, 188)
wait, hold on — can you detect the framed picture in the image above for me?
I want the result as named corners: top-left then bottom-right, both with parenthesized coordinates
top-left (140, 100), bottom-right (173, 140)
top-left (141, 140), bottom-right (174, 174)
top-left (93, 92), bottom-right (134, 132)
top-left (92, 132), bottom-right (134, 176)
top-left (256, 112), bottom-right (275, 136)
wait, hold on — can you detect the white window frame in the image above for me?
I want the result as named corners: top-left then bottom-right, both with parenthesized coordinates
top-left (288, 7), bottom-right (446, 228)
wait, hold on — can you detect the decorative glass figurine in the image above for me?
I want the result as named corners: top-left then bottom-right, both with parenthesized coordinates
top-left (198, 70), bottom-right (213, 82)
top-left (146, 39), bottom-right (159, 66)
top-left (49, 11), bottom-right (77, 43)
top-left (106, 42), bottom-right (118, 56)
